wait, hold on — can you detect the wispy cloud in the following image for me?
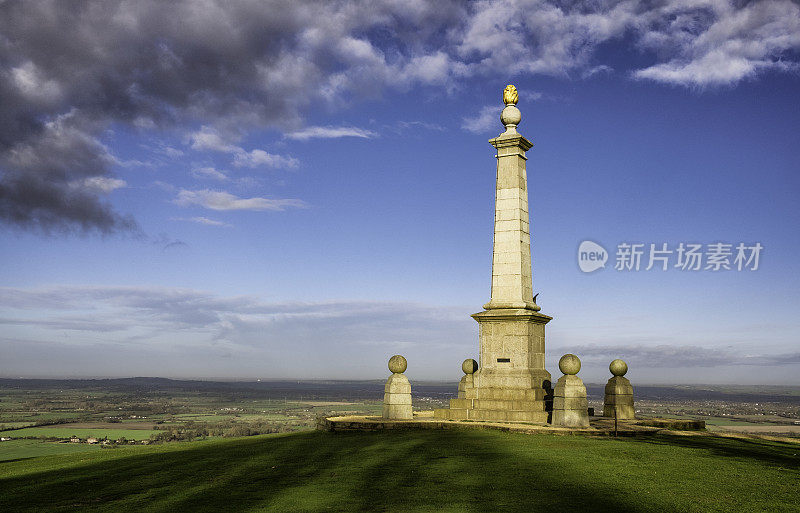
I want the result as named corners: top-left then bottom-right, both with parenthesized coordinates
top-left (79, 176), bottom-right (127, 193)
top-left (569, 344), bottom-right (800, 368)
top-left (232, 149), bottom-right (299, 169)
top-left (582, 65), bottom-right (613, 79)
top-left (171, 216), bottom-right (232, 227)
top-left (188, 126), bottom-right (240, 153)
top-left (461, 105), bottom-right (500, 134)
top-left (191, 167), bottom-right (228, 181)
top-left (174, 189), bottom-right (307, 212)
top-left (0, 286), bottom-right (472, 378)
top-left (188, 126), bottom-right (298, 169)
top-left (633, 0), bottom-right (800, 87)
top-left (2, 0), bottom-right (798, 233)
top-left (285, 125), bottom-right (377, 141)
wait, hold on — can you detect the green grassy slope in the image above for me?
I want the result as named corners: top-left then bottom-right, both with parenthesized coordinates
top-left (1, 430), bottom-right (798, 513)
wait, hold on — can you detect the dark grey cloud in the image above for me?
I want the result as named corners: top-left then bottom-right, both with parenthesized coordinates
top-left (0, 0), bottom-right (465, 233)
top-left (1, 0), bottom-right (798, 233)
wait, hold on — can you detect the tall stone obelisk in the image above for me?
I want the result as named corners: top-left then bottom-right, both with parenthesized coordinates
top-left (435, 85), bottom-right (551, 423)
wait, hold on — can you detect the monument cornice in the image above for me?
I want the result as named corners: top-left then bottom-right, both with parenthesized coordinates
top-left (488, 134), bottom-right (533, 151)
top-left (471, 308), bottom-right (552, 324)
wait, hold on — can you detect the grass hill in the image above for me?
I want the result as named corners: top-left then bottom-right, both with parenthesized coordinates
top-left (1, 429), bottom-right (798, 512)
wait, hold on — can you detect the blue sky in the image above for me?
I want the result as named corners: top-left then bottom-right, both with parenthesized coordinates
top-left (1, 0), bottom-right (799, 384)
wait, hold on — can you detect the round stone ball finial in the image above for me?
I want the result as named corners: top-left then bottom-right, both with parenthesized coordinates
top-left (462, 359), bottom-right (478, 375)
top-left (609, 359), bottom-right (628, 377)
top-left (388, 354), bottom-right (407, 374)
top-left (559, 354), bottom-right (581, 375)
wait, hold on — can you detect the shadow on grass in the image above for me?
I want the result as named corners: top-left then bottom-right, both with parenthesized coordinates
top-left (636, 433), bottom-right (800, 468)
top-left (1, 430), bottom-right (797, 512)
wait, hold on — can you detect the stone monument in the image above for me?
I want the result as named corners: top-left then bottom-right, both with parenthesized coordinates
top-left (434, 85), bottom-right (551, 423)
top-left (383, 355), bottom-right (413, 420)
top-left (603, 359), bottom-right (635, 419)
top-left (551, 354), bottom-right (590, 428)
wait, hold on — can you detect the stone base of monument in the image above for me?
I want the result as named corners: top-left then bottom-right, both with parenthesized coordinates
top-left (603, 360), bottom-right (635, 419)
top-left (603, 375), bottom-right (635, 419)
top-left (431, 308), bottom-right (553, 424)
top-left (383, 355), bottom-right (413, 420)
top-left (551, 374), bottom-right (590, 428)
top-left (433, 386), bottom-right (551, 423)
top-left (549, 354), bottom-right (590, 428)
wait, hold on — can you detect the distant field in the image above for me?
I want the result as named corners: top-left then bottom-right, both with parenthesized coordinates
top-left (39, 422), bottom-right (157, 430)
top-left (0, 422), bottom-right (36, 429)
top-left (0, 427), bottom-right (158, 440)
top-left (0, 440), bottom-right (101, 462)
top-left (1, 430), bottom-right (798, 512)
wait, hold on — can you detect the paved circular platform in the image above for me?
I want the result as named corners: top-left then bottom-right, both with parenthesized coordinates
top-left (317, 412), bottom-right (705, 437)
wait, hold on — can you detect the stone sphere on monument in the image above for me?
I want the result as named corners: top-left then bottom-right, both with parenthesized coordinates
top-left (462, 359), bottom-right (478, 375)
top-left (388, 354), bottom-right (407, 374)
top-left (609, 359), bottom-right (628, 377)
top-left (501, 105), bottom-right (521, 127)
top-left (559, 354), bottom-right (581, 375)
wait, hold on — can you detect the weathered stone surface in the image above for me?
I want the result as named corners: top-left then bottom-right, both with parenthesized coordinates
top-left (433, 87), bottom-right (550, 425)
top-left (384, 373), bottom-right (411, 394)
top-left (457, 373), bottom-right (474, 399)
top-left (551, 366), bottom-right (589, 428)
top-left (603, 374), bottom-right (635, 419)
top-left (603, 404), bottom-right (635, 418)
top-left (553, 396), bottom-right (589, 410)
top-left (383, 360), bottom-right (413, 420)
top-left (559, 354), bottom-right (582, 375)
top-left (464, 387), bottom-right (547, 401)
top-left (552, 409), bottom-right (589, 427)
top-left (388, 354), bottom-right (408, 374)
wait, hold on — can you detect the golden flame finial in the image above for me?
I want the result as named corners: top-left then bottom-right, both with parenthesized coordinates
top-left (503, 84), bottom-right (518, 106)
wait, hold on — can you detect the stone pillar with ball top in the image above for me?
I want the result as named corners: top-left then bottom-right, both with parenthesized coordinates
top-left (458, 359), bottom-right (478, 399)
top-left (604, 359), bottom-right (635, 419)
top-left (552, 354), bottom-right (590, 428)
top-left (434, 85), bottom-right (552, 424)
top-left (383, 355), bottom-right (413, 420)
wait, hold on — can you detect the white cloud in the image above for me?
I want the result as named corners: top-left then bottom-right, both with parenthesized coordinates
top-left (11, 61), bottom-right (61, 105)
top-left (175, 189), bottom-right (307, 211)
top-left (582, 65), bottom-right (613, 79)
top-left (232, 149), bottom-right (299, 169)
top-left (188, 126), bottom-right (239, 153)
top-left (189, 126), bottom-right (298, 169)
top-left (285, 126), bottom-right (377, 141)
top-left (172, 216), bottom-right (231, 227)
top-left (0, 286), bottom-right (472, 379)
top-left (4, 0), bottom-right (800, 234)
top-left (570, 343), bottom-right (800, 368)
top-left (2, 285), bottom-right (798, 380)
top-left (157, 145), bottom-right (184, 158)
top-left (191, 166), bottom-right (228, 181)
top-left (461, 105), bottom-right (500, 134)
top-left (80, 176), bottom-right (126, 193)
top-left (633, 0), bottom-right (800, 86)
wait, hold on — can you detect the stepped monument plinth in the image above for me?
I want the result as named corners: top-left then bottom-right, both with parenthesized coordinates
top-left (434, 85), bottom-right (552, 424)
